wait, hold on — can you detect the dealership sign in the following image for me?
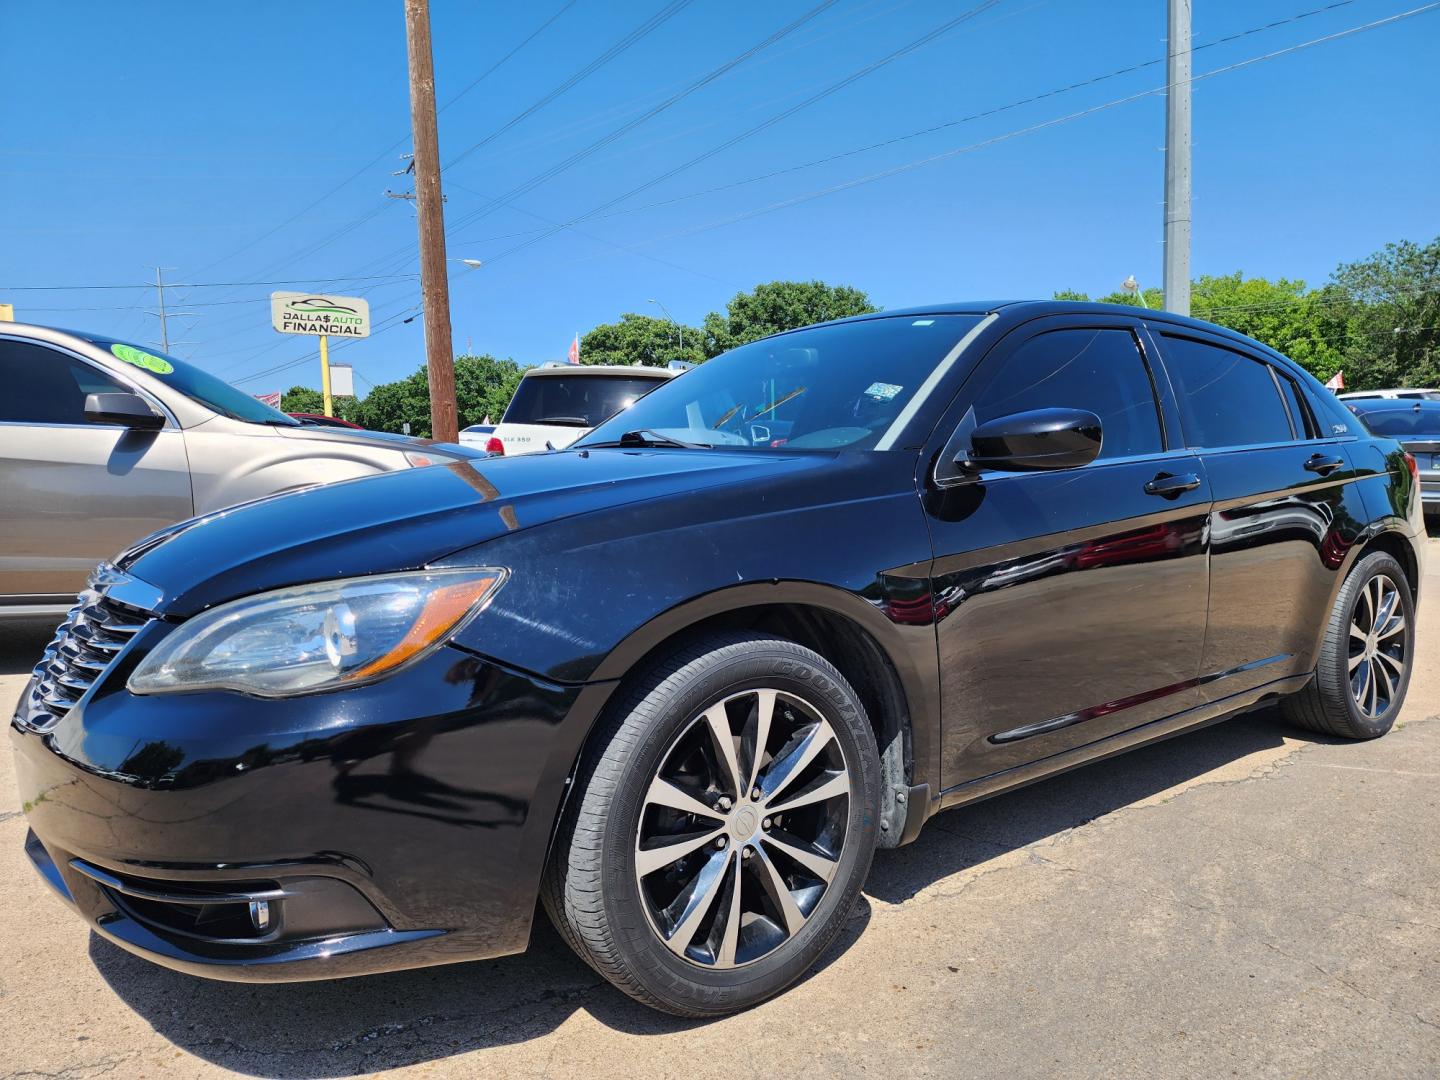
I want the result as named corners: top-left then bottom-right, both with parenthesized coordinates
top-left (270, 292), bottom-right (371, 338)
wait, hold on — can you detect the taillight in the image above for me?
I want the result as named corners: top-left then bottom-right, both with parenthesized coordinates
top-left (486, 437), bottom-right (505, 456)
top-left (1405, 451), bottom-right (1419, 486)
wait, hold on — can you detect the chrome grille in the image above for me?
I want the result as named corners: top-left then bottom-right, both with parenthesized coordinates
top-left (29, 569), bottom-right (155, 727)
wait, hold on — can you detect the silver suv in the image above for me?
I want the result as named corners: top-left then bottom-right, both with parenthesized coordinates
top-left (0, 323), bottom-right (471, 619)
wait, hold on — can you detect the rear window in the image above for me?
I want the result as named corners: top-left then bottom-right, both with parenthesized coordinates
top-left (1349, 405), bottom-right (1440, 438)
top-left (503, 372), bottom-right (664, 427)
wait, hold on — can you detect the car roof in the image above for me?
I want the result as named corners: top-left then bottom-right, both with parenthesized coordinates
top-left (783, 299), bottom-right (1274, 344)
top-left (1347, 398), bottom-right (1440, 412)
top-left (521, 364), bottom-right (674, 379)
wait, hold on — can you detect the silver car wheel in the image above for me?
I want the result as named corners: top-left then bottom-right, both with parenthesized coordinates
top-left (1348, 573), bottom-right (1408, 718)
top-left (634, 688), bottom-right (852, 969)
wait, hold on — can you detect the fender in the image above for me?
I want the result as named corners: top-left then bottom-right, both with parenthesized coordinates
top-left (582, 577), bottom-right (943, 800)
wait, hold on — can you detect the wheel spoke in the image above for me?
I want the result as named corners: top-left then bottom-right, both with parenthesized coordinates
top-left (765, 769), bottom-right (849, 816)
top-left (1348, 649), bottom-right (1365, 672)
top-left (1377, 612), bottom-right (1406, 641)
top-left (751, 842), bottom-right (806, 936)
top-left (762, 832), bottom-right (839, 883)
top-left (741, 689), bottom-right (776, 794)
top-left (645, 775), bottom-right (724, 821)
top-left (1373, 585), bottom-right (1399, 633)
top-left (1374, 656), bottom-right (1396, 708)
top-left (1351, 658), bottom-right (1373, 715)
top-left (759, 720), bottom-right (835, 805)
top-left (636, 825), bottom-right (725, 877)
top-left (702, 705), bottom-right (744, 799)
top-left (1376, 649), bottom-right (1406, 679)
top-left (660, 844), bottom-right (732, 957)
top-left (1349, 622), bottom-right (1368, 645)
top-left (1358, 579), bottom-right (1375, 632)
top-left (716, 851), bottom-right (744, 966)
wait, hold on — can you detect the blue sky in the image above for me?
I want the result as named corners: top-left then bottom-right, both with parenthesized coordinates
top-left (3, 0), bottom-right (1437, 396)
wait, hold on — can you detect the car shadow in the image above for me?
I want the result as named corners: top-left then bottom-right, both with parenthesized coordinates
top-left (0, 618), bottom-right (54, 677)
top-left (88, 706), bottom-right (1329, 1076)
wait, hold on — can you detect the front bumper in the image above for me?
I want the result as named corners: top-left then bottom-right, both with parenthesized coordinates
top-left (12, 639), bottom-right (607, 982)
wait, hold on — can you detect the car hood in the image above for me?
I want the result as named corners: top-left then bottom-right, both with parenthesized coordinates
top-left (121, 448), bottom-right (814, 617)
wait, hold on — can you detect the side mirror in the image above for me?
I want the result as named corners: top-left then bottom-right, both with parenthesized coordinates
top-left (84, 392), bottom-right (165, 430)
top-left (960, 407), bottom-right (1102, 473)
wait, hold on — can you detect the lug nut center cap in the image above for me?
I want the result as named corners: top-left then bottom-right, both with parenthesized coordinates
top-left (732, 805), bottom-right (760, 841)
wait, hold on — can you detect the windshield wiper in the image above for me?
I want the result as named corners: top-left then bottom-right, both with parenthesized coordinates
top-left (586, 428), bottom-right (708, 449)
top-left (533, 415), bottom-right (591, 426)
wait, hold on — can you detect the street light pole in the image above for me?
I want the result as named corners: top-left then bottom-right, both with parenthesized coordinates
top-left (403, 0), bottom-right (458, 441)
top-left (1163, 0), bottom-right (1192, 316)
top-left (647, 298), bottom-right (684, 350)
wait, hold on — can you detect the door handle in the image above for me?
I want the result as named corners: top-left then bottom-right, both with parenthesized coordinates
top-left (1144, 472), bottom-right (1202, 498)
top-left (1304, 454), bottom-right (1345, 476)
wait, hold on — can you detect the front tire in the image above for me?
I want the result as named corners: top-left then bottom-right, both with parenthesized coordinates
top-left (542, 632), bottom-right (881, 1016)
top-left (1282, 551), bottom-right (1414, 739)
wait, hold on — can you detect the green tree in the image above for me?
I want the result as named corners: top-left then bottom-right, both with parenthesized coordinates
top-left (1190, 273), bottom-right (1343, 381)
top-left (580, 313), bottom-right (705, 368)
top-left (352, 354), bottom-right (524, 436)
top-left (1328, 237), bottom-right (1440, 390)
top-left (702, 280), bottom-right (878, 356)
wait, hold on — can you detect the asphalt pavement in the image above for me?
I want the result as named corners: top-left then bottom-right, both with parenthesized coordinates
top-left (1, 539), bottom-right (1437, 1079)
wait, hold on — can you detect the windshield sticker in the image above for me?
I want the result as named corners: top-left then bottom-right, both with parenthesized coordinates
top-left (110, 343), bottom-right (173, 375)
top-left (864, 381), bottom-right (903, 402)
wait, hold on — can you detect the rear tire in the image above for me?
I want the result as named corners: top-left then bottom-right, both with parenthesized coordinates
top-left (1282, 551), bottom-right (1414, 739)
top-left (542, 632), bottom-right (881, 1016)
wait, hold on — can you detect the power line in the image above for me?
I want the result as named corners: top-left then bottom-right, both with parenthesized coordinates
top-left (2, 273), bottom-right (418, 292)
top-left (533, 0), bottom-right (1362, 232)
top-left (435, 0), bottom-right (842, 238)
top-left (527, 3), bottom-right (1440, 266)
top-left (471, 0), bottom-right (1008, 264)
top-left (440, 0), bottom-right (698, 174)
top-left (187, 0), bottom-right (581, 281)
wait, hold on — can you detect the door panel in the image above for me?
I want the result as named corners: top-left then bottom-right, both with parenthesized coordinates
top-left (0, 337), bottom-right (192, 600)
top-left (0, 425), bottom-right (193, 598)
top-left (1199, 444), bottom-right (1363, 698)
top-left (923, 316), bottom-right (1211, 790)
top-left (929, 459), bottom-right (1211, 787)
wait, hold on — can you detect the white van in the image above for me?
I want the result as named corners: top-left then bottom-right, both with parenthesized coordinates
top-left (487, 364), bottom-right (676, 455)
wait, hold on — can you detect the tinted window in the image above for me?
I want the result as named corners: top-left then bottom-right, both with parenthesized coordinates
top-left (83, 336), bottom-right (298, 425)
top-left (1161, 336), bottom-right (1293, 447)
top-left (0, 340), bottom-right (128, 424)
top-left (1349, 404), bottom-right (1440, 438)
top-left (972, 328), bottom-right (1162, 460)
top-left (504, 373), bottom-right (667, 428)
top-left (579, 315), bottom-right (987, 451)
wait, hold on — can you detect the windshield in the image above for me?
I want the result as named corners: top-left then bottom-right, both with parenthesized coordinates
top-left (87, 337), bottom-right (299, 425)
top-left (1350, 404), bottom-right (1440, 438)
top-left (503, 372), bottom-right (666, 427)
top-left (578, 315), bottom-right (984, 451)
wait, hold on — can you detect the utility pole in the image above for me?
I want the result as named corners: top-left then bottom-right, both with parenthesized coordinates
top-left (1163, 0), bottom-right (1192, 316)
top-left (402, 0), bottom-right (458, 441)
top-left (147, 267), bottom-right (196, 354)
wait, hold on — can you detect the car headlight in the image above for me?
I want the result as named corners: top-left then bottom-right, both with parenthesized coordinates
top-left (128, 568), bottom-right (505, 697)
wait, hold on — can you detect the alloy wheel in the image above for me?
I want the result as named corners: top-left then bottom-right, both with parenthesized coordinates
top-left (634, 688), bottom-right (852, 968)
top-left (1349, 572), bottom-right (1408, 719)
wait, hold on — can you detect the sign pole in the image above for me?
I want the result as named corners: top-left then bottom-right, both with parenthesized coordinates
top-left (319, 334), bottom-right (333, 417)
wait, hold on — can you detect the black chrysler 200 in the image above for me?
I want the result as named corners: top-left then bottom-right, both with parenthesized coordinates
top-left (12, 301), bottom-right (1425, 1016)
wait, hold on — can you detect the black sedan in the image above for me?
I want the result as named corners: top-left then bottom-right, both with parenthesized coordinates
top-left (1345, 398), bottom-right (1440, 517)
top-left (12, 301), bottom-right (1426, 1016)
